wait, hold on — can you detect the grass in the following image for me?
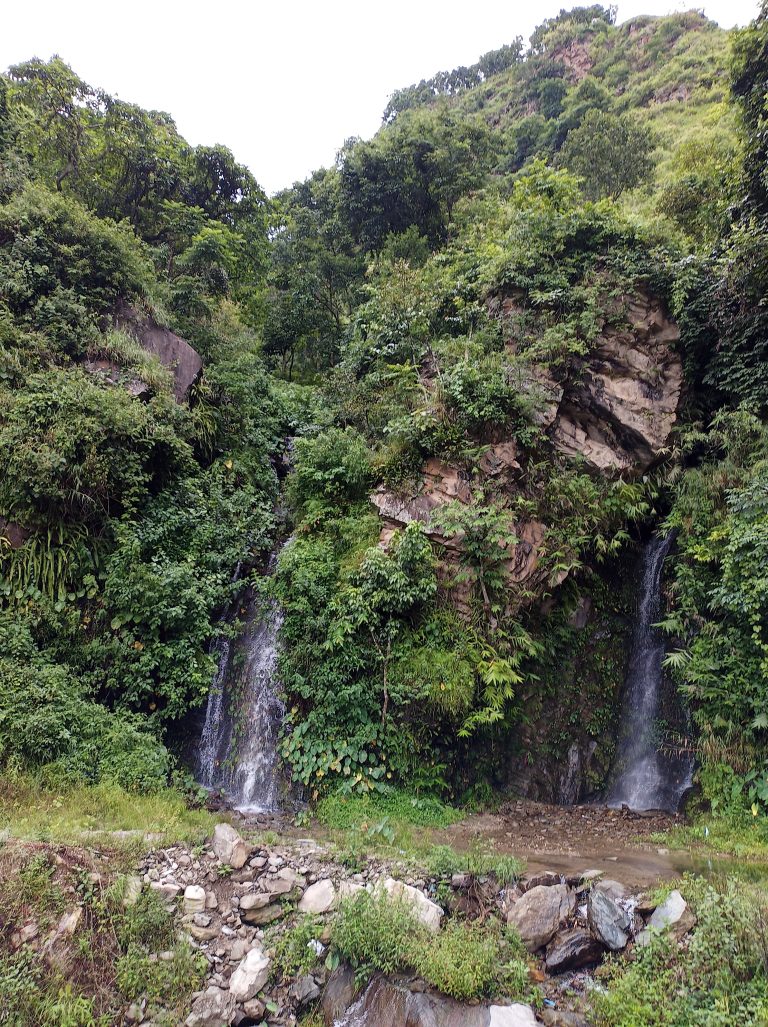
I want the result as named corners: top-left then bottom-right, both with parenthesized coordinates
top-left (315, 789), bottom-right (462, 831)
top-left (652, 812), bottom-right (768, 861)
top-left (331, 890), bottom-right (536, 1002)
top-left (590, 875), bottom-right (768, 1026)
top-left (0, 775), bottom-right (215, 849)
top-left (88, 329), bottom-right (174, 395)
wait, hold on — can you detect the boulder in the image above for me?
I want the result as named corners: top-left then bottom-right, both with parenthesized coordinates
top-left (113, 298), bottom-right (203, 402)
top-left (122, 876), bottom-right (143, 907)
top-left (289, 973), bottom-right (321, 1006)
top-left (507, 883), bottom-right (575, 951)
top-left (185, 986), bottom-right (237, 1027)
top-left (261, 867), bottom-right (306, 895)
top-left (298, 878), bottom-right (336, 914)
top-left (637, 889), bottom-right (695, 946)
top-left (321, 963), bottom-right (357, 1025)
top-left (545, 928), bottom-right (604, 973)
top-left (588, 889), bottom-right (630, 951)
top-left (379, 877), bottom-right (444, 932)
top-left (240, 902), bottom-right (283, 926)
top-left (239, 892), bottom-right (273, 912)
top-left (229, 945), bottom-right (271, 1002)
top-left (211, 823), bottom-right (249, 869)
top-left (183, 885), bottom-right (207, 915)
top-left (489, 1006), bottom-right (538, 1026)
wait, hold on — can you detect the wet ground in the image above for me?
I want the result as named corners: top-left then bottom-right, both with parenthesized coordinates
top-left (431, 801), bottom-right (688, 889)
top-left (235, 797), bottom-right (768, 890)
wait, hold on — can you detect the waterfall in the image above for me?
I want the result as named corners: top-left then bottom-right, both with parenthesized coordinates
top-left (606, 534), bottom-right (693, 812)
top-left (197, 595), bottom-right (285, 812)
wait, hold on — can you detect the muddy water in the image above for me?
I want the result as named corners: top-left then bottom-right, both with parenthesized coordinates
top-left (432, 807), bottom-right (765, 889)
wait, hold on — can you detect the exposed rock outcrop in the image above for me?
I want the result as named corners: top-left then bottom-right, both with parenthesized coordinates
top-left (112, 299), bottom-right (203, 402)
top-left (0, 518), bottom-right (29, 550)
top-left (548, 294), bottom-right (682, 473)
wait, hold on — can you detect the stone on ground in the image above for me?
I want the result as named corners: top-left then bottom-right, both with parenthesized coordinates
top-left (507, 883), bottom-right (575, 951)
top-left (587, 888), bottom-right (630, 951)
top-left (545, 928), bottom-right (604, 973)
top-left (298, 878), bottom-right (336, 913)
top-left (637, 889), bottom-right (695, 946)
top-left (211, 822), bottom-right (250, 869)
top-left (229, 945), bottom-right (271, 1001)
top-left (185, 986), bottom-right (237, 1027)
top-left (183, 885), bottom-right (206, 915)
top-left (489, 1006), bottom-right (539, 1026)
top-left (379, 877), bottom-right (444, 932)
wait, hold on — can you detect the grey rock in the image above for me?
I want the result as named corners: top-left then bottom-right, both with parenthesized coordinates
top-left (545, 928), bottom-right (604, 974)
top-left (185, 986), bottom-right (237, 1027)
top-left (229, 945), bottom-right (270, 1001)
top-left (290, 973), bottom-right (321, 1006)
top-left (507, 884), bottom-right (575, 951)
top-left (637, 889), bottom-right (695, 946)
top-left (321, 963), bottom-right (357, 1025)
top-left (211, 823), bottom-right (249, 869)
top-left (588, 888), bottom-right (630, 951)
top-left (240, 902), bottom-right (283, 926)
top-left (297, 878), bottom-right (336, 914)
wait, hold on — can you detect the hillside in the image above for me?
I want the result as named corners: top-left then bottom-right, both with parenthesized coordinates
top-left (3, 4), bottom-right (768, 1024)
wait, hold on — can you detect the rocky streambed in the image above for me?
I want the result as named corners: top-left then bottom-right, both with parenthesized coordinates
top-left (109, 821), bottom-right (698, 1026)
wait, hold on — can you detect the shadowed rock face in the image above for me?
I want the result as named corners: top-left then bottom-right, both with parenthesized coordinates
top-left (0, 519), bottom-right (29, 549)
top-left (322, 973), bottom-right (536, 1027)
top-left (113, 299), bottom-right (203, 402)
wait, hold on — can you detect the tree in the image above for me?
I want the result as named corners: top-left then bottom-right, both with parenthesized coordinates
top-left (339, 107), bottom-right (493, 250)
top-left (558, 109), bottom-right (656, 199)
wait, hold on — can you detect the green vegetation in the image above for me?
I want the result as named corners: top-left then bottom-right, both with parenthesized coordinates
top-left (5, 6), bottom-right (768, 1021)
top-left (331, 890), bottom-right (534, 1002)
top-left (593, 876), bottom-right (768, 1026)
top-left (0, 848), bottom-right (206, 1024)
top-left (0, 775), bottom-right (214, 848)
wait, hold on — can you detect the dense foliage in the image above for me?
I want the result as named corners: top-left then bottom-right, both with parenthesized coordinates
top-left (4, 2), bottom-right (768, 826)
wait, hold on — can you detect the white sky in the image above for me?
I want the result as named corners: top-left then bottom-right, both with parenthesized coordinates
top-left (1, 1), bottom-right (760, 194)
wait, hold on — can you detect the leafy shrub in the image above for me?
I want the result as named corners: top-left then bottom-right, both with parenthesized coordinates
top-left (271, 915), bottom-right (323, 981)
top-left (115, 942), bottom-right (206, 1004)
top-left (592, 876), bottom-right (768, 1026)
top-left (332, 891), bottom-right (424, 975)
top-left (332, 891), bottom-right (534, 1001)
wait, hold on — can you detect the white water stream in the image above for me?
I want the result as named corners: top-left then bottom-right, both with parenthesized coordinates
top-left (606, 534), bottom-right (693, 811)
top-left (197, 598), bottom-right (285, 812)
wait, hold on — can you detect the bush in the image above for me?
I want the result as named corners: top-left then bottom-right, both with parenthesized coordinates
top-left (332, 891), bottom-right (425, 975)
top-left (332, 890), bottom-right (535, 1002)
top-left (592, 876), bottom-right (768, 1026)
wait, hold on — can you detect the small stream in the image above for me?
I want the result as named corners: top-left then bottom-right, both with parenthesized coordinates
top-left (606, 534), bottom-right (694, 812)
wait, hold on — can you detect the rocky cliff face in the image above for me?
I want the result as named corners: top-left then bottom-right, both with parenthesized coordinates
top-left (109, 299), bottom-right (204, 402)
top-left (370, 290), bottom-right (681, 804)
top-left (372, 290), bottom-right (682, 604)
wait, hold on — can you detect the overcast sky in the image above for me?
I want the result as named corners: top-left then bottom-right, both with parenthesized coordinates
top-left (2, 1), bottom-right (760, 194)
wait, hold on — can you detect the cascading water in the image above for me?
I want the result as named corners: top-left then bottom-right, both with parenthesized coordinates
top-left (197, 595), bottom-right (285, 812)
top-left (606, 534), bottom-right (693, 812)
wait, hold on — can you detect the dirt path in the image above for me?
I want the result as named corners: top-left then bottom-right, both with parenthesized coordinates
top-left (431, 801), bottom-right (691, 889)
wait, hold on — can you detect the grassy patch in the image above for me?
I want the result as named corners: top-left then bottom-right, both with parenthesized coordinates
top-left (316, 789), bottom-right (462, 831)
top-left (424, 841), bottom-right (524, 886)
top-left (653, 812), bottom-right (768, 861)
top-left (331, 890), bottom-right (536, 1002)
top-left (0, 775), bottom-right (214, 849)
top-left (591, 876), bottom-right (768, 1026)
